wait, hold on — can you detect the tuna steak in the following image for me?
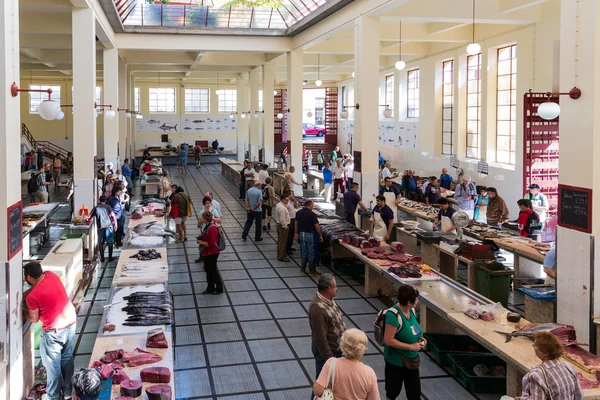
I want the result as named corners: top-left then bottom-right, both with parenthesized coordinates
top-left (495, 323), bottom-right (581, 345)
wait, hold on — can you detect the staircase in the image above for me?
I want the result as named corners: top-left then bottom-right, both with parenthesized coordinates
top-left (21, 123), bottom-right (70, 160)
top-left (274, 141), bottom-right (338, 166)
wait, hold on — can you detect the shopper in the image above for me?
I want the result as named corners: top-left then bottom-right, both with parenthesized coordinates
top-left (454, 175), bottom-right (477, 218)
top-left (383, 284), bottom-right (426, 400)
top-left (518, 332), bottom-right (583, 399)
top-left (179, 143), bottom-right (189, 174)
top-left (294, 199), bottom-right (323, 276)
top-left (286, 193), bottom-right (299, 255)
top-left (242, 180), bottom-right (263, 242)
top-left (159, 171), bottom-right (171, 200)
top-left (524, 184), bottom-right (549, 226)
top-left (543, 246), bottom-right (556, 285)
top-left (474, 187), bottom-right (489, 222)
top-left (309, 273), bottom-right (346, 380)
top-left (282, 172), bottom-right (293, 196)
top-left (197, 210), bottom-right (223, 294)
top-left (34, 165), bottom-right (51, 203)
top-left (121, 159), bottom-right (133, 191)
top-left (171, 186), bottom-right (190, 242)
top-left (280, 147), bottom-right (288, 167)
top-left (23, 262), bottom-right (77, 400)
top-left (332, 159), bottom-right (346, 201)
top-left (345, 157), bottom-right (355, 190)
top-left (307, 150), bottom-right (313, 170)
top-left (439, 168), bottom-right (453, 190)
top-left (314, 329), bottom-right (379, 400)
top-left (262, 177), bottom-right (276, 231)
top-left (329, 146), bottom-right (339, 164)
top-left (320, 162), bottom-right (333, 202)
top-left (289, 165), bottom-right (303, 191)
top-left (204, 191), bottom-right (222, 216)
top-left (275, 193), bottom-right (291, 262)
top-left (517, 199), bottom-right (542, 240)
top-left (65, 152), bottom-right (73, 176)
top-left (106, 186), bottom-right (125, 247)
top-left (196, 196), bottom-right (222, 262)
top-left (317, 150), bottom-right (325, 171)
top-left (239, 160), bottom-right (248, 199)
top-left (402, 170), bottom-right (418, 200)
top-left (433, 198), bottom-right (456, 232)
top-left (212, 139), bottom-right (219, 150)
top-left (343, 182), bottom-right (368, 225)
top-left (86, 195), bottom-right (118, 262)
top-left (37, 148), bottom-right (45, 168)
top-left (193, 142), bottom-right (202, 169)
top-left (379, 152), bottom-right (385, 168)
top-left (424, 176), bottom-right (442, 205)
top-left (72, 368), bottom-right (101, 400)
top-left (371, 195), bottom-right (395, 242)
top-left (104, 174), bottom-right (119, 198)
top-left (52, 154), bottom-right (63, 188)
top-left (486, 187), bottom-right (510, 228)
top-left (258, 164), bottom-right (270, 183)
top-left (105, 162), bottom-right (114, 176)
top-left (244, 161), bottom-right (257, 191)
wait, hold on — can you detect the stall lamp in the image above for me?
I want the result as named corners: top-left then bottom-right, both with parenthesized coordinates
top-left (229, 113), bottom-right (235, 119)
top-left (273, 90), bottom-right (277, 96)
top-left (395, 21), bottom-right (406, 71)
top-left (117, 107), bottom-right (141, 119)
top-left (56, 111), bottom-right (65, 121)
top-left (302, 81), bottom-right (307, 86)
top-left (340, 103), bottom-right (359, 119)
top-left (379, 104), bottom-right (393, 118)
top-left (241, 113), bottom-right (247, 119)
top-left (253, 110), bottom-right (264, 119)
top-left (466, 0), bottom-right (481, 56)
top-left (315, 80), bottom-right (323, 87)
top-left (11, 83), bottom-right (61, 120)
top-left (94, 103), bottom-right (116, 119)
top-left (136, 113), bottom-right (143, 119)
top-left (536, 87), bottom-right (582, 120)
top-left (277, 112), bottom-right (284, 119)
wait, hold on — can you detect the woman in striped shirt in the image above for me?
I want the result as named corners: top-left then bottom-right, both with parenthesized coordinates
top-left (517, 332), bottom-right (582, 400)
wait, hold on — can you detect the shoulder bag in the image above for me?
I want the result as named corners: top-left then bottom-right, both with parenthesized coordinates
top-left (314, 358), bottom-right (336, 400)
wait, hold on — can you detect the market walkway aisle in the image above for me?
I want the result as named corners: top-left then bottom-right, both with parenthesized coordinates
top-left (73, 164), bottom-right (485, 400)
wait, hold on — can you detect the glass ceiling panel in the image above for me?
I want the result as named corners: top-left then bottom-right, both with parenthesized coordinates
top-left (119, 0), bottom-right (335, 33)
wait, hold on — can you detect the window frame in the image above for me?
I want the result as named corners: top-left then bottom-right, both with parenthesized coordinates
top-left (441, 60), bottom-right (454, 155)
top-left (29, 85), bottom-right (62, 114)
top-left (148, 87), bottom-right (177, 114)
top-left (217, 89), bottom-right (237, 113)
top-left (407, 69), bottom-right (420, 118)
top-left (385, 74), bottom-right (394, 118)
top-left (95, 86), bottom-right (102, 113)
top-left (184, 88), bottom-right (210, 114)
top-left (258, 89), bottom-right (263, 112)
top-left (495, 44), bottom-right (518, 165)
top-left (314, 97), bottom-right (324, 125)
top-left (134, 87), bottom-right (140, 113)
top-left (466, 54), bottom-right (482, 159)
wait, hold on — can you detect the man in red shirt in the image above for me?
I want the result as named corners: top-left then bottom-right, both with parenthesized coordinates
top-left (23, 262), bottom-right (77, 400)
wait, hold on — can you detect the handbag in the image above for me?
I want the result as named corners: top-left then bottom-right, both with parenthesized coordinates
top-left (400, 353), bottom-right (421, 370)
top-left (314, 358), bottom-right (336, 400)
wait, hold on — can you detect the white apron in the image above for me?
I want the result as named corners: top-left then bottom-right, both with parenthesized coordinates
top-left (373, 210), bottom-right (388, 240)
top-left (383, 191), bottom-right (398, 223)
top-left (441, 216), bottom-right (456, 234)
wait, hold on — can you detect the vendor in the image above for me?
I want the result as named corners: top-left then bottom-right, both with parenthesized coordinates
top-left (543, 246), bottom-right (556, 285)
top-left (433, 198), bottom-right (456, 232)
top-left (524, 184), bottom-right (549, 227)
top-left (343, 182), bottom-right (368, 225)
top-left (371, 195), bottom-right (395, 242)
top-left (380, 177), bottom-right (401, 207)
top-left (212, 139), bottom-right (219, 150)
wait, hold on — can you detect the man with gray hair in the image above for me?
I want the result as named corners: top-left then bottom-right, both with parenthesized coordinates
top-left (72, 368), bottom-right (101, 400)
top-left (454, 174), bottom-right (477, 219)
top-left (308, 273), bottom-right (346, 380)
top-left (242, 180), bottom-right (264, 242)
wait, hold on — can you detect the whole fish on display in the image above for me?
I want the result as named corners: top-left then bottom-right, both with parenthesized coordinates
top-left (495, 323), bottom-right (582, 345)
top-left (120, 290), bottom-right (173, 326)
top-left (129, 249), bottom-right (162, 260)
top-left (132, 222), bottom-right (176, 238)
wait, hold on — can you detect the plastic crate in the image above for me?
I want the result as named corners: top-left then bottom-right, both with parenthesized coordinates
top-left (447, 353), bottom-right (507, 394)
top-left (60, 233), bottom-right (86, 243)
top-left (423, 333), bottom-right (491, 367)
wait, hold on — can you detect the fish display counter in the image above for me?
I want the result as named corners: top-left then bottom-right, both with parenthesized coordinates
top-left (136, 149), bottom-right (237, 165)
top-left (396, 198), bottom-right (438, 221)
top-left (219, 158), bottom-right (244, 185)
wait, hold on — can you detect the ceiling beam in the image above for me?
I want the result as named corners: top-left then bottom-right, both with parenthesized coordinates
top-left (498, 0), bottom-right (550, 13)
top-left (198, 52), bottom-right (267, 66)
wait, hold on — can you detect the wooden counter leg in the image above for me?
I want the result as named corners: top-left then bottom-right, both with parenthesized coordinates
top-left (421, 243), bottom-right (438, 270)
top-left (364, 266), bottom-right (394, 297)
top-left (467, 261), bottom-right (477, 290)
top-left (420, 305), bottom-right (457, 334)
top-left (513, 256), bottom-right (521, 288)
top-left (439, 252), bottom-right (458, 280)
top-left (506, 363), bottom-right (523, 398)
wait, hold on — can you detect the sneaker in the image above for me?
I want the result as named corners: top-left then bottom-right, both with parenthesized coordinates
top-left (300, 270), bottom-right (307, 276)
top-left (289, 247), bottom-right (297, 251)
top-left (255, 238), bottom-right (263, 242)
top-left (308, 271), bottom-right (321, 277)
top-left (195, 258), bottom-right (203, 263)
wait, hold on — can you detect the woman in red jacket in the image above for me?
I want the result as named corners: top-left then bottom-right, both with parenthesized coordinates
top-left (197, 210), bottom-right (223, 294)
top-left (517, 199), bottom-right (541, 241)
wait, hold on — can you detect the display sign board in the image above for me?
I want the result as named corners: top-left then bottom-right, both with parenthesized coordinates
top-left (477, 161), bottom-right (489, 175)
top-left (353, 150), bottom-right (362, 173)
top-left (450, 156), bottom-right (459, 169)
top-left (7, 201), bottom-right (22, 260)
top-left (558, 184), bottom-right (592, 233)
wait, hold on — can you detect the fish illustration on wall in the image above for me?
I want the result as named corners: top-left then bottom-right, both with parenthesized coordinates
top-left (147, 119), bottom-right (160, 124)
top-left (192, 120), bottom-right (205, 123)
top-left (159, 123), bottom-right (178, 132)
top-left (184, 127), bottom-right (192, 130)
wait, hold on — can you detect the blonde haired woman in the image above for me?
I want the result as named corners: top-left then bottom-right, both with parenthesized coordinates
top-left (314, 329), bottom-right (379, 400)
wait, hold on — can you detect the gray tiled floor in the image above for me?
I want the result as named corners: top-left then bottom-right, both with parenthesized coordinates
top-left (71, 165), bottom-right (493, 400)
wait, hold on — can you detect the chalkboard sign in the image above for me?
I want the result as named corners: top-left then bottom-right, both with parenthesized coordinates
top-left (477, 161), bottom-right (489, 175)
top-left (558, 184), bottom-right (592, 233)
top-left (7, 201), bottom-right (22, 260)
top-left (353, 150), bottom-right (362, 173)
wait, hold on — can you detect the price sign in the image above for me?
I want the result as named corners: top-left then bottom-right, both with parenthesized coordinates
top-left (477, 161), bottom-right (489, 175)
top-left (450, 156), bottom-right (459, 169)
top-left (7, 201), bottom-right (22, 260)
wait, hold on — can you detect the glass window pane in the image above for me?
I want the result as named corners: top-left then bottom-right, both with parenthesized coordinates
top-left (497, 106), bottom-right (511, 120)
top-left (467, 107), bottom-right (479, 121)
top-left (498, 47), bottom-right (511, 61)
top-left (467, 121), bottom-right (479, 134)
top-left (497, 121), bottom-right (511, 136)
top-left (497, 75), bottom-right (511, 91)
top-left (467, 133), bottom-right (479, 147)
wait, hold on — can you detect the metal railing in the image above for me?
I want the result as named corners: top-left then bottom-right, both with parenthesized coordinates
top-left (21, 123), bottom-right (37, 150)
top-left (21, 123), bottom-right (70, 160)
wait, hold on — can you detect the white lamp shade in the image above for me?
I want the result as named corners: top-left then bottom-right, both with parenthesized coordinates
top-left (229, 113), bottom-right (234, 119)
top-left (383, 108), bottom-right (393, 118)
top-left (241, 113), bottom-right (246, 119)
top-left (395, 60), bottom-right (406, 71)
top-left (105, 110), bottom-right (116, 119)
top-left (125, 113), bottom-right (132, 119)
top-left (38, 100), bottom-right (61, 120)
top-left (340, 110), bottom-right (349, 119)
top-left (315, 80), bottom-right (322, 87)
top-left (302, 81), bottom-right (307, 86)
top-left (466, 42), bottom-right (481, 55)
top-left (538, 101), bottom-right (561, 120)
top-left (273, 90), bottom-right (277, 95)
top-left (136, 114), bottom-right (143, 119)
top-left (307, 111), bottom-right (313, 118)
top-left (253, 113), bottom-right (259, 119)
top-left (352, 72), bottom-right (355, 78)
top-left (55, 111), bottom-right (65, 121)
top-left (277, 113), bottom-right (284, 119)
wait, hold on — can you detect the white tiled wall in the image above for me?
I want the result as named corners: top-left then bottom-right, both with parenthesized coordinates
top-left (556, 226), bottom-right (593, 344)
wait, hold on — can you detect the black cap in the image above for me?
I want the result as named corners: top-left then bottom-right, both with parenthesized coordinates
top-left (528, 184), bottom-right (540, 189)
top-left (487, 187), bottom-right (497, 193)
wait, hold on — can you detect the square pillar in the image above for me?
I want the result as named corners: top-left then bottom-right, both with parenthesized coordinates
top-left (262, 63), bottom-right (275, 166)
top-left (287, 50), bottom-right (303, 183)
top-left (118, 58), bottom-right (128, 163)
top-left (103, 48), bottom-right (119, 167)
top-left (353, 16), bottom-right (380, 203)
top-left (236, 75), bottom-right (249, 162)
top-left (73, 8), bottom-right (97, 210)
top-left (249, 67), bottom-right (260, 161)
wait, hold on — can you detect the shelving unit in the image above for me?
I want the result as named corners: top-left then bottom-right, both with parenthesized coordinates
top-left (324, 87), bottom-right (338, 144)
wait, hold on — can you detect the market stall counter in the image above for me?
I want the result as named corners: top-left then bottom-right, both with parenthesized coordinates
top-left (395, 226), bottom-right (419, 255)
top-left (22, 202), bottom-right (61, 259)
top-left (516, 286), bottom-right (556, 323)
top-left (306, 170), bottom-right (324, 192)
top-left (219, 158), bottom-right (244, 185)
top-left (136, 149), bottom-right (236, 165)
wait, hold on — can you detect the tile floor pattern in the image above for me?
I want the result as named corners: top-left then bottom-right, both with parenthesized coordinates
top-left (71, 164), bottom-right (500, 400)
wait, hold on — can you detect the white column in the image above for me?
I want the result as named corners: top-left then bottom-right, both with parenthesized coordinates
top-left (118, 58), bottom-right (128, 163)
top-left (0, 1), bottom-right (23, 398)
top-left (129, 73), bottom-right (135, 160)
top-left (262, 63), bottom-right (275, 166)
top-left (249, 67), bottom-right (260, 161)
top-left (103, 48), bottom-right (119, 168)
top-left (287, 50), bottom-right (303, 184)
top-left (236, 75), bottom-right (249, 162)
top-left (73, 8), bottom-right (97, 209)
top-left (353, 16), bottom-right (380, 204)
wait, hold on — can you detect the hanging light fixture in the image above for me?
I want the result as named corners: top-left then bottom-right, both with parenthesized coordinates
top-left (395, 21), bottom-right (406, 71)
top-left (302, 80), bottom-right (307, 86)
top-left (56, 111), bottom-right (65, 121)
top-left (466, 0), bottom-right (481, 55)
top-left (241, 113), bottom-right (247, 119)
top-left (229, 113), bottom-right (235, 119)
top-left (315, 54), bottom-right (323, 87)
top-left (277, 112), bottom-right (284, 119)
top-left (273, 90), bottom-right (277, 96)
top-left (352, 71), bottom-right (355, 78)
top-left (537, 88), bottom-right (582, 120)
top-left (11, 83), bottom-right (61, 120)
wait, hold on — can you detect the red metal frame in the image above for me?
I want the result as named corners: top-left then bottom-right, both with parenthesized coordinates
top-left (10, 83), bottom-right (53, 99)
top-left (7, 200), bottom-right (22, 261)
top-left (324, 87), bottom-right (338, 145)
